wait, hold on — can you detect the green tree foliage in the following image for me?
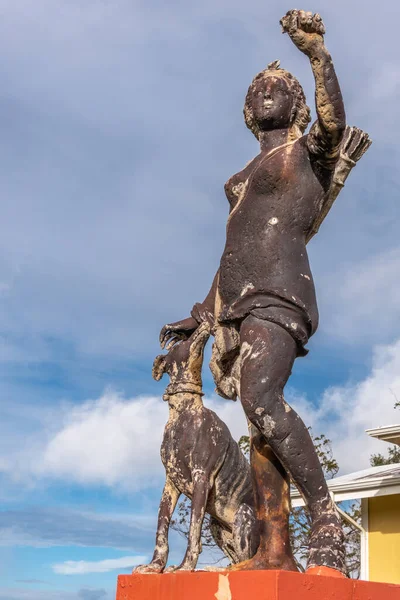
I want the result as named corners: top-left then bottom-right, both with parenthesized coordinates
top-left (370, 446), bottom-right (400, 466)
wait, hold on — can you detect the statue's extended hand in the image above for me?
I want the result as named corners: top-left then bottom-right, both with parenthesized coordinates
top-left (159, 316), bottom-right (198, 350)
top-left (280, 10), bottom-right (325, 57)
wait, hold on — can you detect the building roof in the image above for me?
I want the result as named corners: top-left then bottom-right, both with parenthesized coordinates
top-left (366, 424), bottom-right (400, 446)
top-left (291, 463), bottom-right (400, 507)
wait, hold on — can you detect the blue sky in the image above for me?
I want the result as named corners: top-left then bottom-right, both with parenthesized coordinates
top-left (1, 1), bottom-right (400, 598)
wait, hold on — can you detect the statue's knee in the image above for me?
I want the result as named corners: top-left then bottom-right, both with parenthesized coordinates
top-left (240, 396), bottom-right (262, 428)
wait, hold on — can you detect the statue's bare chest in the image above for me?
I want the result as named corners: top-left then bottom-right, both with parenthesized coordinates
top-left (224, 143), bottom-right (323, 225)
top-left (224, 154), bottom-right (264, 207)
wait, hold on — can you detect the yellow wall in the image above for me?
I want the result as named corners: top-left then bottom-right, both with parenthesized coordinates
top-left (368, 494), bottom-right (400, 584)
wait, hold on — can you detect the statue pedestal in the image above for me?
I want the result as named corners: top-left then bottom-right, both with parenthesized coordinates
top-left (116, 570), bottom-right (400, 599)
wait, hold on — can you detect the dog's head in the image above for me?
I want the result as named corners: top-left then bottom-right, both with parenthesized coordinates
top-left (152, 322), bottom-right (210, 394)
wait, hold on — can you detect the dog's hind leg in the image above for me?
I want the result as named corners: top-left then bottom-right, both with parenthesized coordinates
top-left (210, 518), bottom-right (238, 564)
top-left (232, 503), bottom-right (259, 563)
top-left (134, 478), bottom-right (180, 574)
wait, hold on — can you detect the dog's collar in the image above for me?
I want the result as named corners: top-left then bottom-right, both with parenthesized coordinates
top-left (163, 382), bottom-right (204, 400)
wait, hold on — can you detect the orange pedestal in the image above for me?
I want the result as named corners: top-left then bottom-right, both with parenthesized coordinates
top-left (116, 570), bottom-right (400, 600)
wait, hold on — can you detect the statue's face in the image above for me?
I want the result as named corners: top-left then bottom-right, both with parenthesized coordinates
top-left (250, 75), bottom-right (294, 132)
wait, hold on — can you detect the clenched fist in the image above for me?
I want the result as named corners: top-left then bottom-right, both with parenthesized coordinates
top-left (280, 10), bottom-right (326, 57)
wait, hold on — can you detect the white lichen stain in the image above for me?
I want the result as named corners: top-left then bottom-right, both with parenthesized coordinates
top-left (301, 273), bottom-right (311, 280)
top-left (232, 182), bottom-right (245, 198)
top-left (290, 322), bottom-right (298, 330)
top-left (240, 283), bottom-right (255, 297)
top-left (215, 575), bottom-right (232, 600)
top-left (171, 361), bottom-right (179, 377)
top-left (240, 342), bottom-right (252, 362)
top-left (255, 407), bottom-right (265, 416)
top-left (263, 415), bottom-right (275, 436)
top-left (227, 179), bottom-right (249, 222)
top-left (268, 217), bottom-right (279, 225)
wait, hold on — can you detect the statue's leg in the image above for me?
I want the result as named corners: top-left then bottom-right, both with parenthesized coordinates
top-left (230, 423), bottom-right (297, 571)
top-left (237, 315), bottom-right (346, 575)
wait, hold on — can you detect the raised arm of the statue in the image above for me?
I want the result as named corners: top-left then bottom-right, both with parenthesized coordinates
top-left (281, 10), bottom-right (346, 165)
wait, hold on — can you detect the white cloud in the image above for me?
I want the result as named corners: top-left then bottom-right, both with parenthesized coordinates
top-left (35, 390), bottom-right (248, 489)
top-left (0, 388), bottom-right (248, 491)
top-left (36, 392), bottom-right (167, 489)
top-left (1, 340), bottom-right (400, 489)
top-left (52, 556), bottom-right (147, 575)
top-left (299, 339), bottom-right (400, 474)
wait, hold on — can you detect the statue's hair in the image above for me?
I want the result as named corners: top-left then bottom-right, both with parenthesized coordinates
top-left (243, 60), bottom-right (311, 142)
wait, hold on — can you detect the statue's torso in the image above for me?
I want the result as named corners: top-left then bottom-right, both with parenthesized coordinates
top-left (218, 136), bottom-right (329, 334)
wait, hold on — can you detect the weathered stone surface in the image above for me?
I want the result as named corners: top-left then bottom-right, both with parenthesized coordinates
top-left (134, 324), bottom-right (259, 573)
top-left (150, 9), bottom-right (371, 575)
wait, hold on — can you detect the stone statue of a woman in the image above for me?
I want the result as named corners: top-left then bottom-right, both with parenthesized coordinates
top-left (160, 10), bottom-right (370, 575)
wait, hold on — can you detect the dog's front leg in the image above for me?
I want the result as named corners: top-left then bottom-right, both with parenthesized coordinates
top-left (166, 470), bottom-right (211, 572)
top-left (134, 478), bottom-right (180, 574)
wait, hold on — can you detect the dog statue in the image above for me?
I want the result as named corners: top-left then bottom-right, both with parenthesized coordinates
top-left (133, 322), bottom-right (258, 573)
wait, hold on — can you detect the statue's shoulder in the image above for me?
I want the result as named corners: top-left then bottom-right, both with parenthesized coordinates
top-left (286, 134), bottom-right (312, 162)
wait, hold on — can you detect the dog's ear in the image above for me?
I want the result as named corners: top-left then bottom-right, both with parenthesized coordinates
top-left (152, 355), bottom-right (167, 381)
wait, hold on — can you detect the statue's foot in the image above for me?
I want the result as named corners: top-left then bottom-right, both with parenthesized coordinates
top-left (229, 548), bottom-right (298, 572)
top-left (133, 563), bottom-right (164, 574)
top-left (306, 566), bottom-right (346, 578)
top-left (164, 564), bottom-right (195, 573)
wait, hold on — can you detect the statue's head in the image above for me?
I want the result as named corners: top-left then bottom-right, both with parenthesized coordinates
top-left (244, 60), bottom-right (311, 142)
